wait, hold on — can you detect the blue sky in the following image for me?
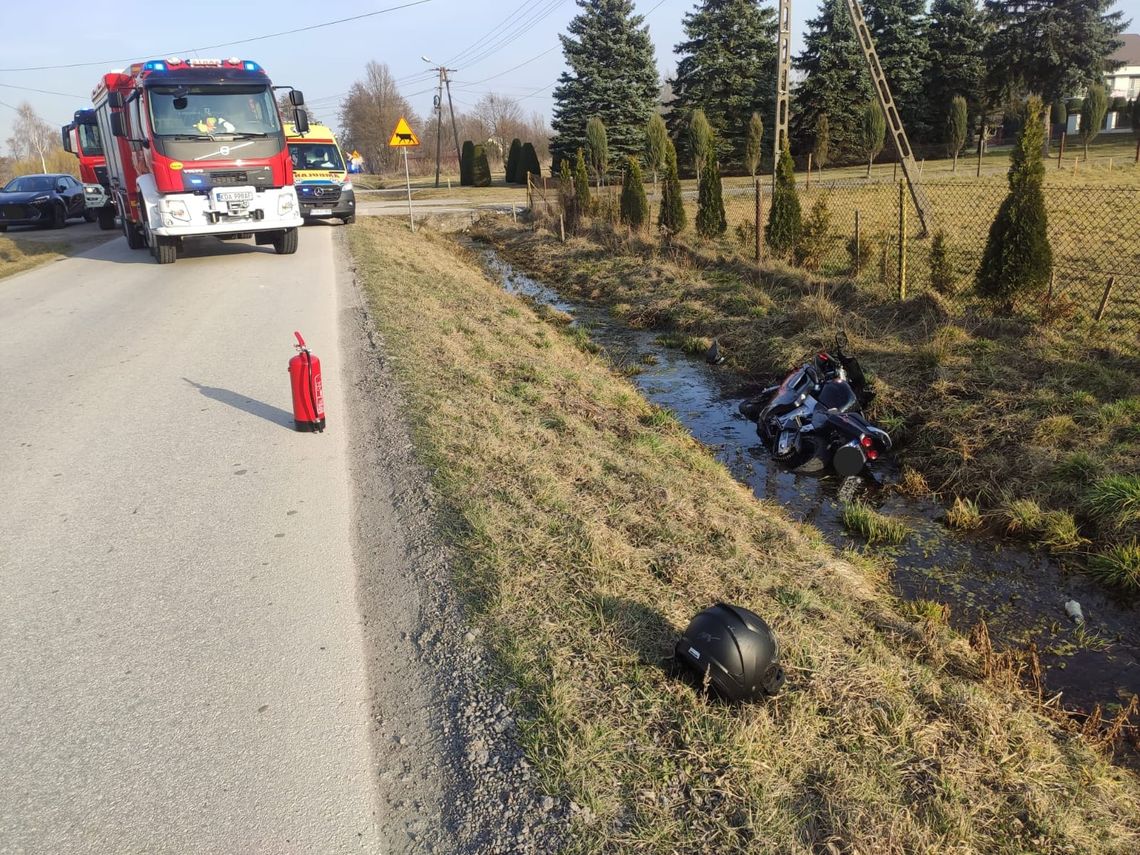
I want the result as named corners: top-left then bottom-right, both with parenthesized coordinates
top-left (1, 0), bottom-right (1137, 148)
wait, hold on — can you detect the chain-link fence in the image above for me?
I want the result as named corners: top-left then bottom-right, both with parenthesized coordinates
top-left (530, 172), bottom-right (1140, 335)
top-left (717, 177), bottom-right (1140, 334)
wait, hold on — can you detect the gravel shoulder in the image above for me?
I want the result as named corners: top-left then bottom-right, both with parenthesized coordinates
top-left (334, 228), bottom-right (567, 854)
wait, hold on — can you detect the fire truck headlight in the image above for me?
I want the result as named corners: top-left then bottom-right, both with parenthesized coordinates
top-left (160, 199), bottom-right (190, 221)
top-left (278, 194), bottom-right (296, 216)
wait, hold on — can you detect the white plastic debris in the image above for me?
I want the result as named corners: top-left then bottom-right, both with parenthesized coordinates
top-left (1064, 600), bottom-right (1084, 624)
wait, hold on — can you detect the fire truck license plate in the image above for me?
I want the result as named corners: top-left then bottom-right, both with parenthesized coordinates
top-left (217, 191), bottom-right (252, 202)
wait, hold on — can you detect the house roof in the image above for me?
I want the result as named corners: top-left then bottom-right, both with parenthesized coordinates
top-left (1110, 34), bottom-right (1140, 69)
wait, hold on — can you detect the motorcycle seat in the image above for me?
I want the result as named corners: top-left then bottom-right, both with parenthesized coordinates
top-left (817, 379), bottom-right (859, 413)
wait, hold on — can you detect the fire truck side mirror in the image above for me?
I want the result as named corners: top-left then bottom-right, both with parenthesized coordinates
top-left (289, 90), bottom-right (305, 107)
top-left (107, 92), bottom-right (124, 109)
top-left (293, 108), bottom-right (310, 135)
top-left (110, 113), bottom-right (127, 139)
top-left (61, 128), bottom-right (72, 153)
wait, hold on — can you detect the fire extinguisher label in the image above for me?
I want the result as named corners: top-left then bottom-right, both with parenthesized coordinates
top-left (315, 375), bottom-right (324, 415)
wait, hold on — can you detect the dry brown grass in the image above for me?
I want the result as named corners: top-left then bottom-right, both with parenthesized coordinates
top-left (0, 235), bottom-right (70, 280)
top-left (348, 217), bottom-right (1140, 854)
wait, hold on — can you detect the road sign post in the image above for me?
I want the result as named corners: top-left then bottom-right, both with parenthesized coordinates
top-left (388, 116), bottom-right (421, 233)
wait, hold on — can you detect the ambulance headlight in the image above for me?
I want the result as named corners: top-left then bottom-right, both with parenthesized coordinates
top-left (340, 181), bottom-right (353, 192)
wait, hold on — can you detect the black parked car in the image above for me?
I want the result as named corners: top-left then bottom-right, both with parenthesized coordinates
top-left (0, 174), bottom-right (88, 231)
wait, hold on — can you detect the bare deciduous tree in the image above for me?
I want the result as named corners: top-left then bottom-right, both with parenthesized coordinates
top-left (6, 102), bottom-right (56, 173)
top-left (337, 62), bottom-right (419, 174)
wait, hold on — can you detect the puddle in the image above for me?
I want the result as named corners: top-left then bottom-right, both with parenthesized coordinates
top-left (484, 249), bottom-right (1140, 730)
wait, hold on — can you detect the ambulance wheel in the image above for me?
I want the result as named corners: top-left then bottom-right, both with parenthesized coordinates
top-left (83, 210), bottom-right (97, 223)
top-left (273, 227), bottom-right (299, 255)
top-left (152, 235), bottom-right (177, 265)
top-left (340, 215), bottom-right (355, 225)
top-left (97, 206), bottom-right (117, 230)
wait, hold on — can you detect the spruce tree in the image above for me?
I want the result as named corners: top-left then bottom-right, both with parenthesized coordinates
top-left (766, 147), bottom-right (801, 256)
top-left (574, 147), bottom-right (592, 215)
top-left (619, 156), bottom-right (650, 230)
top-left (976, 97), bottom-right (1052, 310)
top-left (947, 96), bottom-right (969, 171)
top-left (505, 138), bottom-right (522, 183)
top-left (586, 116), bottom-right (609, 188)
top-left (667, 0), bottom-right (778, 169)
top-left (471, 144), bottom-right (492, 187)
top-left (696, 146), bottom-right (726, 238)
top-left (792, 0), bottom-right (874, 160)
top-left (658, 139), bottom-right (686, 236)
top-left (863, 0), bottom-right (931, 140)
top-left (814, 115), bottom-right (830, 174)
top-left (859, 101), bottom-right (886, 177)
top-left (1080, 84), bottom-right (1108, 160)
top-left (551, 1), bottom-right (659, 166)
top-left (646, 113), bottom-right (669, 191)
top-left (687, 109), bottom-right (713, 180)
top-left (745, 112), bottom-right (763, 178)
top-left (460, 140), bottom-right (475, 186)
top-left (521, 143), bottom-right (542, 181)
top-left (924, 0), bottom-right (986, 136)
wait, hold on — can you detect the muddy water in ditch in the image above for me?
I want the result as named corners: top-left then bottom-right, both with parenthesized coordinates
top-left (484, 250), bottom-right (1140, 723)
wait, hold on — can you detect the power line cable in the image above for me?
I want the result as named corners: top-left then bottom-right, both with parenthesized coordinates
top-left (0, 0), bottom-right (435, 73)
top-left (0, 82), bottom-right (86, 99)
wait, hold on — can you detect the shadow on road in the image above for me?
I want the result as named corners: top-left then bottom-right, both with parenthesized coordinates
top-left (182, 378), bottom-right (294, 429)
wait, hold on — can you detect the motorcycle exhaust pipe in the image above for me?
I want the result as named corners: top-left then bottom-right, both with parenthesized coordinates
top-left (833, 440), bottom-right (867, 478)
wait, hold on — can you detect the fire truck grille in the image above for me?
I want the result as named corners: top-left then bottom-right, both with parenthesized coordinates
top-left (210, 171), bottom-right (248, 186)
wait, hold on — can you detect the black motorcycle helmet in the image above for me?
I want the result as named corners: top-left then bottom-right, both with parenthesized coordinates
top-left (675, 603), bottom-right (785, 701)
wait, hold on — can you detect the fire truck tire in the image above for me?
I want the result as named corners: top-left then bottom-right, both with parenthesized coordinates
top-left (273, 228), bottom-right (299, 255)
top-left (97, 206), bottom-right (117, 230)
top-left (123, 218), bottom-right (145, 250)
top-left (152, 236), bottom-right (177, 265)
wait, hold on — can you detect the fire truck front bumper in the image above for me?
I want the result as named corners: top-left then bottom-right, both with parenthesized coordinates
top-left (149, 187), bottom-right (303, 236)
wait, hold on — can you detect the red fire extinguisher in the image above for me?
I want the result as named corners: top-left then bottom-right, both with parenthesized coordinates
top-left (288, 331), bottom-right (325, 432)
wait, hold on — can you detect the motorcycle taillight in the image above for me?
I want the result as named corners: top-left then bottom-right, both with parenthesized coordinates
top-left (860, 435), bottom-right (873, 448)
top-left (867, 449), bottom-right (879, 461)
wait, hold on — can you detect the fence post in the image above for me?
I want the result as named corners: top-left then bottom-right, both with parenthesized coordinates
top-left (806, 153), bottom-right (812, 190)
top-left (893, 161), bottom-right (898, 182)
top-left (559, 214), bottom-right (565, 243)
top-left (754, 179), bottom-right (763, 264)
top-left (1058, 132), bottom-right (1066, 169)
top-left (1095, 276), bottom-right (1116, 322)
top-left (897, 180), bottom-right (907, 300)
top-left (854, 209), bottom-right (861, 273)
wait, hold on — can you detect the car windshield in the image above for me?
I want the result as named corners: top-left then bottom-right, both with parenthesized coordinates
top-left (288, 143), bottom-right (344, 171)
top-left (78, 123), bottom-right (103, 156)
top-left (148, 84), bottom-right (282, 138)
top-left (3, 176), bottom-right (56, 192)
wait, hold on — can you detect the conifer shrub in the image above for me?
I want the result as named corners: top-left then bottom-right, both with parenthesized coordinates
top-left (521, 143), bottom-right (541, 182)
top-left (471, 144), bottom-right (492, 187)
top-left (658, 139), bottom-right (686, 236)
top-left (505, 138), bottom-right (522, 183)
top-left (573, 148), bottom-right (592, 216)
top-left (794, 196), bottom-right (831, 270)
top-left (765, 147), bottom-right (801, 256)
top-left (929, 230), bottom-right (955, 295)
top-left (559, 158), bottom-right (580, 231)
top-left (695, 146), bottom-right (726, 239)
top-left (976, 97), bottom-right (1052, 311)
top-left (619, 156), bottom-right (649, 230)
top-left (460, 140), bottom-right (475, 186)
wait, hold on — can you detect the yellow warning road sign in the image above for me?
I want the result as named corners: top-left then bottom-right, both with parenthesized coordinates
top-left (388, 117), bottom-right (420, 147)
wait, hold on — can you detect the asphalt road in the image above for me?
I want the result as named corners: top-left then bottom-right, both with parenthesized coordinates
top-left (0, 226), bottom-right (382, 851)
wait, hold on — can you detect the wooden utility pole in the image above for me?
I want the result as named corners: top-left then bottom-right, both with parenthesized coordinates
top-left (433, 67), bottom-right (444, 188)
top-left (443, 70), bottom-right (461, 179)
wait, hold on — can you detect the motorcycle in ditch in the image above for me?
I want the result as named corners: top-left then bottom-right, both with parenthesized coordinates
top-left (738, 333), bottom-right (892, 478)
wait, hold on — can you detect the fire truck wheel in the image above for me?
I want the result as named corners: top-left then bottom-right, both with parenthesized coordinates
top-left (123, 218), bottom-right (145, 250)
top-left (98, 206), bottom-right (117, 231)
top-left (273, 228), bottom-right (299, 255)
top-left (152, 236), bottom-right (177, 265)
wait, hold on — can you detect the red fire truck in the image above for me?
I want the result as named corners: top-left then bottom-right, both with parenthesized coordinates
top-left (92, 57), bottom-right (307, 264)
top-left (61, 109), bottom-right (117, 230)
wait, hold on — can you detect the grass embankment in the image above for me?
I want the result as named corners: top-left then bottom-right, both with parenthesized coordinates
top-left (476, 219), bottom-right (1140, 590)
top-left (0, 235), bottom-right (71, 280)
top-left (347, 217), bottom-right (1140, 853)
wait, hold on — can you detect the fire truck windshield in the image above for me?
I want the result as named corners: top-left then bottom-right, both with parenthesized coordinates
top-left (77, 123), bottom-right (103, 156)
top-left (148, 85), bottom-right (281, 138)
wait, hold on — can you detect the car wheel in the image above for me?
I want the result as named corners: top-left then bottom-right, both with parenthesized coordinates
top-left (50, 204), bottom-right (67, 229)
top-left (0, 224), bottom-right (7, 233)
top-left (272, 227), bottom-right (299, 255)
top-left (83, 210), bottom-right (97, 223)
top-left (340, 215), bottom-right (355, 225)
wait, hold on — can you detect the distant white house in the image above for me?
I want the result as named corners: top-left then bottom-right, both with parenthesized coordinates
top-left (1067, 33), bottom-right (1139, 134)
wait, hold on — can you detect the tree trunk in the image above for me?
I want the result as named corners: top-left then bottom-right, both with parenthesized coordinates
top-left (866, 157), bottom-right (872, 178)
top-left (1135, 137), bottom-right (1139, 164)
top-left (1041, 112), bottom-right (1051, 158)
top-left (952, 152), bottom-right (958, 173)
top-left (39, 152), bottom-right (46, 173)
